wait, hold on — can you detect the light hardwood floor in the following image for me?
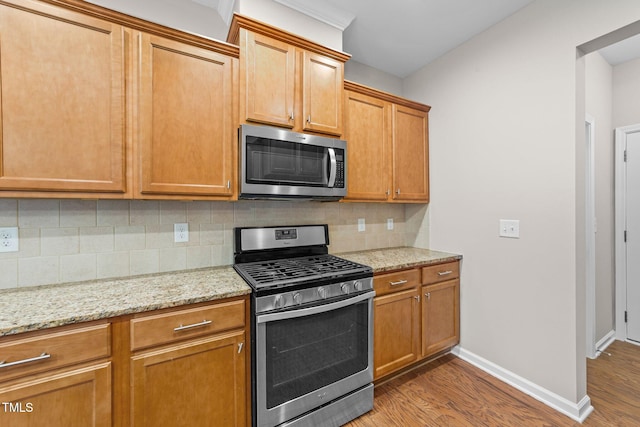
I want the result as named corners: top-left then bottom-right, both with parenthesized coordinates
top-left (346, 340), bottom-right (640, 426)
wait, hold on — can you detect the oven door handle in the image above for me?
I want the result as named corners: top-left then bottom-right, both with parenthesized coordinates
top-left (257, 291), bottom-right (374, 323)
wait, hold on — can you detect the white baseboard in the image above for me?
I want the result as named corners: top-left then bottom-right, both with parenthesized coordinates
top-left (595, 330), bottom-right (616, 356)
top-left (451, 346), bottom-right (594, 423)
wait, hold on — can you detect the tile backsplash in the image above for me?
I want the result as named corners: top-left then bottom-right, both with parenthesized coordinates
top-left (0, 199), bottom-right (425, 289)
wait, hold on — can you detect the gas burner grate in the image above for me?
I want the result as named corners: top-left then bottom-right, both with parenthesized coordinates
top-left (235, 254), bottom-right (370, 289)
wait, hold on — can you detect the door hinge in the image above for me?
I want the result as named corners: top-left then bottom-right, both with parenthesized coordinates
top-left (625, 311), bottom-right (628, 323)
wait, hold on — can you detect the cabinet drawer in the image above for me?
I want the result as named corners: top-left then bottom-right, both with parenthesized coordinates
top-left (131, 299), bottom-right (245, 351)
top-left (421, 261), bottom-right (460, 285)
top-left (374, 269), bottom-right (420, 297)
top-left (0, 323), bottom-right (111, 382)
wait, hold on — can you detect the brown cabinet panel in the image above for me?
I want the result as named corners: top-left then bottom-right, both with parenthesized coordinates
top-left (0, 0), bottom-right (126, 193)
top-left (137, 34), bottom-right (235, 197)
top-left (302, 51), bottom-right (343, 135)
top-left (343, 90), bottom-right (390, 201)
top-left (130, 299), bottom-right (245, 351)
top-left (392, 104), bottom-right (429, 201)
top-left (0, 362), bottom-right (112, 427)
top-left (373, 268), bottom-right (421, 297)
top-left (0, 323), bottom-right (111, 383)
top-left (373, 287), bottom-right (420, 379)
top-left (422, 279), bottom-right (460, 357)
top-left (243, 31), bottom-right (296, 128)
top-left (131, 331), bottom-right (246, 427)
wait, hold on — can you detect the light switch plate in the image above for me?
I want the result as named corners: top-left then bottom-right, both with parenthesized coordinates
top-left (499, 219), bottom-right (520, 238)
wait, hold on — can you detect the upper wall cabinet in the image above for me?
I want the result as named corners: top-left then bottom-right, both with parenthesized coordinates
top-left (135, 34), bottom-right (237, 199)
top-left (344, 81), bottom-right (430, 203)
top-left (0, 0), bottom-right (128, 197)
top-left (228, 15), bottom-right (349, 137)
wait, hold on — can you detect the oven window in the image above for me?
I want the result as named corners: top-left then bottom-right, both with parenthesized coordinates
top-left (246, 137), bottom-right (326, 186)
top-left (263, 299), bottom-right (369, 409)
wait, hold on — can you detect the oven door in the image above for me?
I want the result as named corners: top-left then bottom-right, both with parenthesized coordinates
top-left (255, 291), bottom-right (373, 427)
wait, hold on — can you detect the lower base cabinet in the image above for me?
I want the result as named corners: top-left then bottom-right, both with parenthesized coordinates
top-left (131, 331), bottom-right (246, 427)
top-left (373, 261), bottom-right (460, 381)
top-left (0, 362), bottom-right (112, 427)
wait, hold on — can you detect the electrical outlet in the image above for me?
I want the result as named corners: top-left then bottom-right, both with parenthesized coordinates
top-left (387, 218), bottom-right (394, 230)
top-left (174, 223), bottom-right (189, 243)
top-left (357, 218), bottom-right (365, 232)
top-left (0, 227), bottom-right (19, 252)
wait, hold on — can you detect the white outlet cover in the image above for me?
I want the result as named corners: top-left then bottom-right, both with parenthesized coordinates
top-left (499, 219), bottom-right (520, 238)
top-left (357, 218), bottom-right (365, 232)
top-left (387, 218), bottom-right (394, 230)
top-left (174, 223), bottom-right (189, 243)
top-left (0, 227), bottom-right (19, 252)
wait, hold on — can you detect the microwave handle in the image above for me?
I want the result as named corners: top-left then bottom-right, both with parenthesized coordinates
top-left (327, 148), bottom-right (337, 188)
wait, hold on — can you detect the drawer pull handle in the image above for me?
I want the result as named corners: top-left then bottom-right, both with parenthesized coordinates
top-left (389, 279), bottom-right (408, 286)
top-left (174, 320), bottom-right (212, 332)
top-left (0, 352), bottom-right (51, 369)
top-left (438, 270), bottom-right (453, 276)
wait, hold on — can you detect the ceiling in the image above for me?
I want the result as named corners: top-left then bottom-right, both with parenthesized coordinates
top-left (191, 0), bottom-right (640, 77)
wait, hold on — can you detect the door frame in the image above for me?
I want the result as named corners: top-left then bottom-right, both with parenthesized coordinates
top-left (614, 124), bottom-right (640, 341)
top-left (585, 115), bottom-right (596, 359)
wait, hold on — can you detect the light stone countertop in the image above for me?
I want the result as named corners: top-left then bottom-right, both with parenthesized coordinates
top-left (337, 247), bottom-right (462, 273)
top-left (0, 266), bottom-right (251, 337)
top-left (0, 247), bottom-right (461, 338)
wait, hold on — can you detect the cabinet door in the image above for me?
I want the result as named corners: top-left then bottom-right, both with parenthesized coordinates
top-left (391, 105), bottom-right (429, 202)
top-left (0, 0), bottom-right (126, 194)
top-left (422, 279), bottom-right (460, 357)
top-left (302, 52), bottom-right (343, 136)
top-left (343, 90), bottom-right (390, 201)
top-left (243, 31), bottom-right (295, 128)
top-left (373, 288), bottom-right (420, 379)
top-left (131, 331), bottom-right (246, 427)
top-left (0, 362), bottom-right (111, 427)
top-left (138, 34), bottom-right (234, 197)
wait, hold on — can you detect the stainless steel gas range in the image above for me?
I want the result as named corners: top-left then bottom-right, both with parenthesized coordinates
top-left (233, 224), bottom-right (374, 427)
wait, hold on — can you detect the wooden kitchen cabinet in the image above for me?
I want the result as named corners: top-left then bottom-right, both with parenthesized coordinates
top-left (421, 261), bottom-right (460, 357)
top-left (343, 81), bottom-right (430, 203)
top-left (136, 33), bottom-right (237, 199)
top-left (130, 299), bottom-right (247, 427)
top-left (229, 15), bottom-right (348, 136)
top-left (0, 323), bottom-right (112, 427)
top-left (373, 260), bottom-right (460, 381)
top-left (373, 269), bottom-right (421, 379)
top-left (0, 0), bottom-right (128, 197)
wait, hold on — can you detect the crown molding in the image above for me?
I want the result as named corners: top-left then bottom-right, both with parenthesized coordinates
top-left (273, 0), bottom-right (355, 31)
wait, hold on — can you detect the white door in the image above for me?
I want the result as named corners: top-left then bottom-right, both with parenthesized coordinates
top-left (626, 130), bottom-right (640, 342)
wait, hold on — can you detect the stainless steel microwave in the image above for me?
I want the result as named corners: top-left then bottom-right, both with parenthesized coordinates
top-left (238, 124), bottom-right (347, 200)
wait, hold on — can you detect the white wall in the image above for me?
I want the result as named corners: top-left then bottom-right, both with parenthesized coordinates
top-left (613, 58), bottom-right (640, 128)
top-left (86, 0), bottom-right (229, 41)
top-left (344, 60), bottom-right (403, 96)
top-left (585, 52), bottom-right (615, 344)
top-left (403, 0), bottom-right (640, 412)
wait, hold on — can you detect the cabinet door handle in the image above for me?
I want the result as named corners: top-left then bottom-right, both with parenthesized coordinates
top-left (238, 342), bottom-right (244, 354)
top-left (414, 295), bottom-right (420, 302)
top-left (0, 352), bottom-right (51, 369)
top-left (307, 115), bottom-right (311, 123)
top-left (289, 112), bottom-right (294, 121)
top-left (438, 270), bottom-right (453, 276)
top-left (173, 320), bottom-right (212, 332)
top-left (389, 279), bottom-right (408, 286)
top-left (396, 189), bottom-right (401, 195)
top-left (386, 189), bottom-right (390, 196)
top-left (425, 292), bottom-right (431, 300)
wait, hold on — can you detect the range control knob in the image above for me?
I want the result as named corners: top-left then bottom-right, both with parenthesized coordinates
top-left (293, 292), bottom-right (303, 305)
top-left (341, 283), bottom-right (350, 294)
top-left (353, 280), bottom-right (363, 291)
top-left (317, 287), bottom-right (327, 299)
top-left (273, 294), bottom-right (285, 309)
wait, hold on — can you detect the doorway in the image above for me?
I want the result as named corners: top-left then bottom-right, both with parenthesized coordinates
top-left (615, 124), bottom-right (640, 343)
